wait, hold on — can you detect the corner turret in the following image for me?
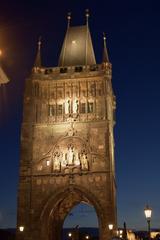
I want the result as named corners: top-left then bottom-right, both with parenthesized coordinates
top-left (33, 37), bottom-right (42, 72)
top-left (102, 33), bottom-right (109, 63)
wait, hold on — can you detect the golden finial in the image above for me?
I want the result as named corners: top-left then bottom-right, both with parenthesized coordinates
top-left (38, 36), bottom-right (42, 49)
top-left (103, 32), bottom-right (106, 41)
top-left (102, 32), bottom-right (109, 62)
top-left (67, 12), bottom-right (71, 28)
top-left (85, 9), bottom-right (90, 25)
top-left (34, 36), bottom-right (42, 69)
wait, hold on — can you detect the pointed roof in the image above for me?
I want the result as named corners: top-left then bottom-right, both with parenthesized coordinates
top-left (58, 25), bottom-right (96, 66)
top-left (102, 33), bottom-right (109, 63)
top-left (34, 37), bottom-right (42, 68)
top-left (0, 66), bottom-right (9, 84)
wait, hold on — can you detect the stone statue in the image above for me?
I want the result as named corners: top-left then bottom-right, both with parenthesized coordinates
top-left (61, 153), bottom-right (67, 167)
top-left (65, 100), bottom-right (71, 114)
top-left (74, 152), bottom-right (80, 166)
top-left (81, 153), bottom-right (88, 170)
top-left (53, 154), bottom-right (60, 171)
top-left (76, 100), bottom-right (79, 113)
top-left (67, 146), bottom-right (74, 165)
top-left (73, 99), bottom-right (79, 113)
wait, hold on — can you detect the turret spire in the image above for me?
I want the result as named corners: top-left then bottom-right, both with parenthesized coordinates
top-left (102, 32), bottom-right (109, 63)
top-left (67, 12), bottom-right (71, 28)
top-left (34, 36), bottom-right (42, 70)
top-left (85, 9), bottom-right (89, 26)
top-left (85, 9), bottom-right (90, 66)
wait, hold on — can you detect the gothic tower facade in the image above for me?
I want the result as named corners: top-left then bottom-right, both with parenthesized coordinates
top-left (16, 14), bottom-right (117, 240)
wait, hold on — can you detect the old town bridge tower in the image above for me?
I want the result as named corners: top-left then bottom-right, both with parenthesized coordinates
top-left (16, 13), bottom-right (117, 240)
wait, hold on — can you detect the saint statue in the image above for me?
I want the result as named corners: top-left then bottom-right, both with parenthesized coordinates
top-left (65, 100), bottom-right (71, 114)
top-left (81, 153), bottom-right (88, 170)
top-left (73, 99), bottom-right (79, 113)
top-left (76, 100), bottom-right (79, 113)
top-left (74, 152), bottom-right (80, 166)
top-left (67, 146), bottom-right (74, 165)
top-left (53, 154), bottom-right (60, 171)
top-left (61, 153), bottom-right (67, 167)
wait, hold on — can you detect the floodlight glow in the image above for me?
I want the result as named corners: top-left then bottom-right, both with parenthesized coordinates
top-left (19, 226), bottom-right (24, 232)
top-left (108, 224), bottom-right (113, 230)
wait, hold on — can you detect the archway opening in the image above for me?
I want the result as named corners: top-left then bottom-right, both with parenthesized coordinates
top-left (62, 202), bottom-right (99, 240)
top-left (41, 186), bottom-right (103, 240)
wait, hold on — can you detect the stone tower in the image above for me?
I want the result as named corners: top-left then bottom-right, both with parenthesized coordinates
top-left (16, 13), bottom-right (117, 240)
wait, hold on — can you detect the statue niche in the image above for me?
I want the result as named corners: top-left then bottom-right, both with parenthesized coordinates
top-left (81, 153), bottom-right (88, 170)
top-left (53, 151), bottom-right (61, 171)
top-left (67, 145), bottom-right (74, 165)
top-left (52, 137), bottom-right (89, 172)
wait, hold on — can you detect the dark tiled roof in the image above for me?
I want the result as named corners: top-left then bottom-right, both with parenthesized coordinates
top-left (58, 25), bottom-right (96, 66)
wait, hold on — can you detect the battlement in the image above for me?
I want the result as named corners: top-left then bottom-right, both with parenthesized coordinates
top-left (32, 63), bottom-right (112, 80)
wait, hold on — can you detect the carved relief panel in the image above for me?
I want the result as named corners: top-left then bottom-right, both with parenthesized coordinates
top-left (35, 136), bottom-right (90, 174)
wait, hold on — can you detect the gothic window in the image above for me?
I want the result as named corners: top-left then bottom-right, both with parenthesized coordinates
top-left (75, 90), bottom-right (79, 97)
top-left (57, 104), bottom-right (63, 115)
top-left (34, 83), bottom-right (39, 97)
top-left (48, 105), bottom-right (55, 117)
top-left (90, 84), bottom-right (96, 97)
top-left (73, 84), bottom-right (79, 97)
top-left (98, 89), bottom-right (102, 96)
top-left (66, 91), bottom-right (71, 98)
top-left (57, 90), bottom-right (63, 98)
top-left (82, 90), bottom-right (86, 97)
top-left (98, 83), bottom-right (104, 96)
top-left (80, 103), bottom-right (86, 113)
top-left (43, 87), bottom-right (48, 99)
top-left (88, 102), bottom-right (94, 113)
top-left (50, 88), bottom-right (55, 99)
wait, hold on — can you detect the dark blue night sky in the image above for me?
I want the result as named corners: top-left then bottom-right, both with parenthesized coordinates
top-left (0, 0), bottom-right (160, 230)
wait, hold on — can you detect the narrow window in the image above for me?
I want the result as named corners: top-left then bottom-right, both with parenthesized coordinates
top-left (88, 102), bottom-right (94, 113)
top-left (80, 103), bottom-right (86, 113)
top-left (35, 83), bottom-right (39, 97)
top-left (48, 105), bottom-right (55, 117)
top-left (57, 90), bottom-right (63, 98)
top-left (82, 90), bottom-right (86, 97)
top-left (57, 104), bottom-right (63, 115)
top-left (98, 89), bottom-right (102, 96)
top-left (90, 84), bottom-right (96, 96)
top-left (66, 91), bottom-right (70, 97)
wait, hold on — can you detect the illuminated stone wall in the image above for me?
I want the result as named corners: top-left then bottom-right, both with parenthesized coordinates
top-left (16, 63), bottom-right (116, 240)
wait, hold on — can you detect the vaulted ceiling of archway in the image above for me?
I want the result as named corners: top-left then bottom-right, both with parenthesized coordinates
top-left (50, 189), bottom-right (91, 223)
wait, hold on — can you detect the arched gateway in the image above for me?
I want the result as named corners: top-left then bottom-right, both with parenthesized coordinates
top-left (16, 13), bottom-right (117, 240)
top-left (41, 186), bottom-right (102, 240)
